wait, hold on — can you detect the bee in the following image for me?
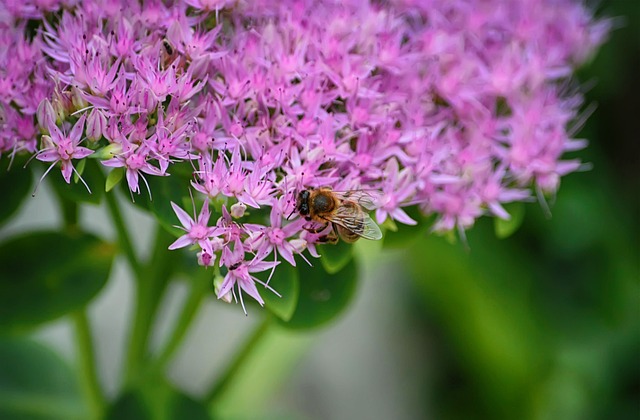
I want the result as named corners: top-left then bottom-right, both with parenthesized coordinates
top-left (294, 187), bottom-right (383, 243)
top-left (160, 38), bottom-right (178, 69)
top-left (162, 39), bottom-right (174, 56)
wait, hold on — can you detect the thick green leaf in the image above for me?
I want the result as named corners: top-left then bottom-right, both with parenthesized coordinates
top-left (104, 390), bottom-right (151, 420)
top-left (0, 158), bottom-right (33, 227)
top-left (105, 167), bottom-right (124, 192)
top-left (255, 262), bottom-right (299, 321)
top-left (49, 159), bottom-right (104, 205)
top-left (0, 337), bottom-right (87, 420)
top-left (279, 259), bottom-right (358, 330)
top-left (0, 231), bottom-right (115, 333)
top-left (494, 202), bottom-right (525, 239)
top-left (106, 380), bottom-right (210, 420)
top-left (318, 240), bottom-right (353, 274)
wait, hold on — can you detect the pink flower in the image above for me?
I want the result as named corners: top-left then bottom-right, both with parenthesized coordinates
top-left (35, 114), bottom-right (93, 189)
top-left (217, 238), bottom-right (280, 315)
top-left (169, 198), bottom-right (220, 256)
top-left (102, 139), bottom-right (164, 198)
top-left (0, 0), bottom-right (610, 314)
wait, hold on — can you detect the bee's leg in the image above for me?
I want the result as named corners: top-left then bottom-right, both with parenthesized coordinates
top-left (303, 221), bottom-right (329, 234)
top-left (317, 229), bottom-right (338, 244)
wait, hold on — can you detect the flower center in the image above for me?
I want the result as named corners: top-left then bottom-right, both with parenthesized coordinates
top-left (267, 228), bottom-right (285, 245)
top-left (189, 224), bottom-right (208, 240)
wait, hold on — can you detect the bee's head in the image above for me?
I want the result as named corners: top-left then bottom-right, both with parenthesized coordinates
top-left (296, 190), bottom-right (310, 216)
top-left (287, 189), bottom-right (309, 220)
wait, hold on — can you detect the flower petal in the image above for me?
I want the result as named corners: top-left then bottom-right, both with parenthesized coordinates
top-left (168, 235), bottom-right (192, 250)
top-left (70, 114), bottom-right (86, 144)
top-left (239, 276), bottom-right (264, 306)
top-left (171, 202), bottom-right (194, 229)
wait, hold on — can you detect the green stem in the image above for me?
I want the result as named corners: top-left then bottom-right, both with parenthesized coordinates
top-left (104, 190), bottom-right (143, 279)
top-left (59, 196), bottom-right (79, 230)
top-left (72, 311), bottom-right (106, 419)
top-left (124, 225), bottom-right (175, 385)
top-left (154, 271), bottom-right (211, 371)
top-left (204, 316), bottom-right (271, 405)
top-left (51, 185), bottom-right (80, 234)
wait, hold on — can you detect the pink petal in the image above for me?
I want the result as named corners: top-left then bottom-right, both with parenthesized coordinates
top-left (392, 208), bottom-right (417, 225)
top-left (72, 147), bottom-right (94, 159)
top-left (248, 260), bottom-right (279, 273)
top-left (126, 169), bottom-right (139, 193)
top-left (171, 202), bottom-right (194, 229)
top-left (70, 114), bottom-right (86, 144)
top-left (101, 158), bottom-right (124, 168)
top-left (168, 235), bottom-right (192, 250)
top-left (376, 208), bottom-right (388, 225)
top-left (197, 238), bottom-right (213, 255)
top-left (60, 161), bottom-right (73, 183)
top-left (278, 243), bottom-right (296, 266)
top-left (47, 119), bottom-right (64, 142)
top-left (239, 277), bottom-right (264, 306)
top-left (36, 151), bottom-right (59, 162)
top-left (197, 200), bottom-right (211, 225)
top-left (489, 202), bottom-right (510, 220)
top-left (217, 274), bottom-right (235, 299)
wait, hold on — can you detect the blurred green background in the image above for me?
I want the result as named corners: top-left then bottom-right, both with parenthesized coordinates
top-left (0, 2), bottom-right (637, 420)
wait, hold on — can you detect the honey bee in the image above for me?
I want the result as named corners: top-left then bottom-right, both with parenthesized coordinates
top-left (294, 187), bottom-right (383, 243)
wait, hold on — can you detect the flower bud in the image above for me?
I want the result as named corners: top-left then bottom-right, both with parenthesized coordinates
top-left (197, 250), bottom-right (216, 267)
top-left (230, 202), bottom-right (247, 218)
top-left (138, 90), bottom-right (157, 114)
top-left (104, 116), bottom-right (121, 142)
top-left (52, 88), bottom-right (72, 121)
top-left (93, 142), bottom-right (123, 160)
top-left (213, 275), bottom-right (232, 303)
top-left (86, 109), bottom-right (106, 142)
top-left (71, 86), bottom-right (88, 110)
top-left (210, 236), bottom-right (224, 252)
top-left (36, 99), bottom-right (55, 130)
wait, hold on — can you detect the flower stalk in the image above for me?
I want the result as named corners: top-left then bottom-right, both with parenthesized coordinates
top-left (72, 311), bottom-right (106, 420)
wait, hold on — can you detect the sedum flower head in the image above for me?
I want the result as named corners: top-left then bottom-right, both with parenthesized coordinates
top-left (0, 0), bottom-right (610, 310)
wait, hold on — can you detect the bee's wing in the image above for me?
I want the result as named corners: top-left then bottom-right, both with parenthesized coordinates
top-left (326, 206), bottom-right (383, 241)
top-left (332, 190), bottom-right (383, 211)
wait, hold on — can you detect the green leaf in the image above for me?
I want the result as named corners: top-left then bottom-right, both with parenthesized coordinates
top-left (72, 159), bottom-right (86, 183)
top-left (49, 159), bottom-right (104, 205)
top-left (0, 336), bottom-right (87, 420)
top-left (279, 259), bottom-right (358, 330)
top-left (106, 379), bottom-right (210, 420)
top-left (494, 202), bottom-right (525, 239)
top-left (318, 240), bottom-right (353, 274)
top-left (0, 158), bottom-right (33, 227)
top-left (255, 263), bottom-right (299, 321)
top-left (105, 167), bottom-right (124, 192)
top-left (104, 390), bottom-right (151, 420)
top-left (0, 231), bottom-right (115, 333)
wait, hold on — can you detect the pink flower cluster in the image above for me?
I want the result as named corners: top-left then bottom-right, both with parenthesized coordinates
top-left (0, 0), bottom-right (609, 311)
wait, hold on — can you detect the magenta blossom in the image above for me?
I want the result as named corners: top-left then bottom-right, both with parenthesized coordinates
top-left (35, 114), bottom-right (93, 191)
top-left (169, 197), bottom-right (220, 257)
top-left (0, 0), bottom-right (610, 314)
top-left (217, 238), bottom-right (281, 314)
